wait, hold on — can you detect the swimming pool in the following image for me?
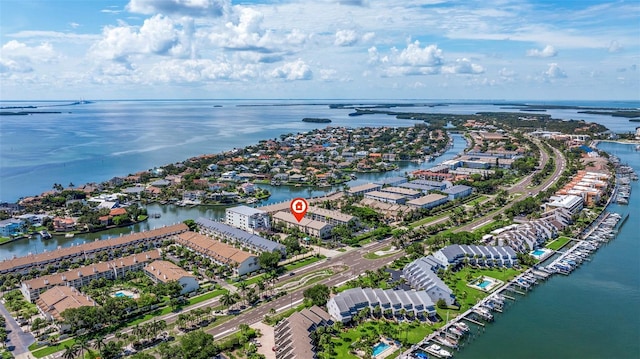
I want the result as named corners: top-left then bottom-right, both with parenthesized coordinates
top-left (478, 280), bottom-right (492, 289)
top-left (372, 342), bottom-right (391, 356)
top-left (532, 249), bottom-right (546, 256)
top-left (114, 291), bottom-right (134, 298)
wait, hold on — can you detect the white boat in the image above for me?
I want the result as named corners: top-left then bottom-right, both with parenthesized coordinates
top-left (65, 233), bottom-right (75, 238)
top-left (426, 344), bottom-right (452, 358)
top-left (453, 322), bottom-right (470, 332)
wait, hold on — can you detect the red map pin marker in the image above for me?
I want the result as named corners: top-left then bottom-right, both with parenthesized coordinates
top-left (290, 197), bottom-right (308, 222)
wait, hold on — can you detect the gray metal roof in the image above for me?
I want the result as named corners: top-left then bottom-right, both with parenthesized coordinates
top-left (196, 217), bottom-right (285, 253)
top-left (442, 184), bottom-right (472, 195)
top-left (226, 205), bottom-right (266, 217)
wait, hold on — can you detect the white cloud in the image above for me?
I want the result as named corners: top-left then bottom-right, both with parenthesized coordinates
top-left (90, 15), bottom-right (194, 62)
top-left (442, 58), bottom-right (484, 74)
top-left (69, 22), bottom-right (80, 29)
top-left (271, 59), bottom-right (312, 80)
top-left (334, 30), bottom-right (358, 46)
top-left (395, 41), bottom-right (443, 67)
top-left (126, 0), bottom-right (229, 17)
top-left (526, 45), bottom-right (557, 58)
top-left (0, 59), bottom-right (33, 73)
top-left (544, 63), bottom-right (567, 79)
top-left (1, 40), bottom-right (59, 64)
top-left (208, 7), bottom-right (306, 54)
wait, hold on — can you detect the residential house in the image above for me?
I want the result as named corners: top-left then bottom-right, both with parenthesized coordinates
top-left (144, 260), bottom-right (199, 295)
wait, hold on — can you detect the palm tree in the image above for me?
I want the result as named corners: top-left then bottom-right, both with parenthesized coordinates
top-left (220, 292), bottom-right (238, 311)
top-left (62, 343), bottom-right (79, 359)
top-left (76, 336), bottom-right (91, 359)
top-left (92, 336), bottom-right (107, 353)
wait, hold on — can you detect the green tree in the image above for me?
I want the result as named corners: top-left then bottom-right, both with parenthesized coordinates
top-left (179, 330), bottom-right (219, 359)
top-left (258, 251), bottom-right (281, 271)
top-left (183, 219), bottom-right (198, 231)
top-left (303, 284), bottom-right (330, 307)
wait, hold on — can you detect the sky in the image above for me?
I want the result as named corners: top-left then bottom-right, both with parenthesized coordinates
top-left (0, 0), bottom-right (638, 101)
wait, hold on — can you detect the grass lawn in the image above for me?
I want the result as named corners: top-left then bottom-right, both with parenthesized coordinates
top-left (443, 266), bottom-right (521, 311)
top-left (32, 338), bottom-right (76, 358)
top-left (284, 255), bottom-right (326, 271)
top-left (188, 289), bottom-right (227, 306)
top-left (0, 237), bottom-right (12, 245)
top-left (546, 236), bottom-right (572, 250)
top-left (333, 320), bottom-right (436, 358)
top-left (409, 213), bottom-right (449, 228)
top-left (236, 273), bottom-right (265, 287)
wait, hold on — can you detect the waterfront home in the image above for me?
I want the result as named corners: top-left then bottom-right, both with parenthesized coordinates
top-left (21, 250), bottom-right (161, 302)
top-left (0, 218), bottom-right (23, 237)
top-left (174, 231), bottom-right (259, 276)
top-left (144, 260), bottom-right (199, 295)
top-left (225, 205), bottom-right (271, 232)
top-left (35, 286), bottom-right (98, 323)
top-left (17, 213), bottom-right (48, 226)
top-left (327, 287), bottom-right (437, 324)
top-left (274, 306), bottom-right (332, 359)
top-left (403, 257), bottom-right (455, 306)
top-left (196, 217), bottom-right (285, 254)
top-left (272, 211), bottom-right (334, 239)
top-left (52, 217), bottom-right (77, 232)
top-left (0, 223), bottom-right (188, 275)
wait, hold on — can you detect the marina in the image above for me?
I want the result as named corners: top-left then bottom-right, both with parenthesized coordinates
top-left (400, 205), bottom-right (626, 359)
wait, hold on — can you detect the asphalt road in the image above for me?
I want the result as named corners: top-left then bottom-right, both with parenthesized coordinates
top-left (0, 300), bottom-right (35, 356)
top-left (204, 239), bottom-right (405, 339)
top-left (454, 138), bottom-right (566, 233)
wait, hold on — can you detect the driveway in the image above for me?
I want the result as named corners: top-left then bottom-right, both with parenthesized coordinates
top-left (0, 300), bottom-right (35, 356)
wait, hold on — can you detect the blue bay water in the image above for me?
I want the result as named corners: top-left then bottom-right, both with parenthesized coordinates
top-left (455, 141), bottom-right (640, 359)
top-left (1, 100), bottom-right (638, 202)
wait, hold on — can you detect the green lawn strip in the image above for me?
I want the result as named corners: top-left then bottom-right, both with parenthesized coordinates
top-left (546, 236), bottom-right (572, 250)
top-left (235, 273), bottom-right (266, 287)
top-left (0, 237), bottom-right (12, 245)
top-left (472, 220), bottom-right (512, 235)
top-left (188, 289), bottom-right (227, 306)
top-left (466, 195), bottom-right (489, 207)
top-left (284, 255), bottom-right (326, 271)
top-left (409, 213), bottom-right (449, 228)
top-left (32, 338), bottom-right (76, 358)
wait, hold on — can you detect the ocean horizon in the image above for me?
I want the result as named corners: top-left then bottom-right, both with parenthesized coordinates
top-left (1, 99), bottom-right (638, 202)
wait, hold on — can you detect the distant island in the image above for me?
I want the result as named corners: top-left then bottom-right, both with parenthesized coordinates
top-left (302, 117), bottom-right (332, 123)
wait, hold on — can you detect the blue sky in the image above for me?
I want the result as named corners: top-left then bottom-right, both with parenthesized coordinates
top-left (0, 0), bottom-right (638, 100)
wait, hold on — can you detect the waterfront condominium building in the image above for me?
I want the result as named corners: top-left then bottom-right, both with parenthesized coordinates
top-left (21, 250), bottom-right (161, 302)
top-left (274, 306), bottom-right (333, 359)
top-left (225, 205), bottom-right (271, 232)
top-left (196, 217), bottom-right (286, 255)
top-left (0, 223), bottom-right (188, 276)
top-left (403, 256), bottom-right (455, 306)
top-left (327, 287), bottom-right (437, 324)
